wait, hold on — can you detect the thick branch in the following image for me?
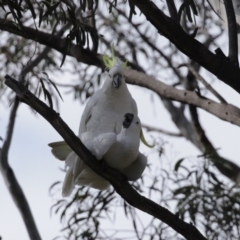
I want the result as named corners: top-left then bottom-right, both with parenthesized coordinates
top-left (4, 75), bottom-right (207, 240)
top-left (0, 19), bottom-right (102, 67)
top-left (223, 0), bottom-right (239, 64)
top-left (125, 69), bottom-right (240, 128)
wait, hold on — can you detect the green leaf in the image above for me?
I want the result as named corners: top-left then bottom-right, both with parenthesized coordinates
top-left (25, 0), bottom-right (36, 19)
top-left (189, 0), bottom-right (198, 16)
top-left (174, 158), bottom-right (185, 172)
top-left (42, 72), bottom-right (64, 101)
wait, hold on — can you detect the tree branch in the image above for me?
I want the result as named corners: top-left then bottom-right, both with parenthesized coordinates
top-left (0, 19), bottom-right (102, 66)
top-left (0, 99), bottom-right (42, 240)
top-left (180, 63), bottom-right (227, 104)
top-left (126, 0), bottom-right (240, 93)
top-left (223, 0), bottom-right (239, 65)
top-left (166, 0), bottom-right (178, 21)
top-left (0, 45), bottom-right (54, 240)
top-left (4, 75), bottom-right (207, 240)
top-left (125, 69), bottom-right (240, 128)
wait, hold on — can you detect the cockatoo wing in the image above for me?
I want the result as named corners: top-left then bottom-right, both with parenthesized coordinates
top-left (62, 151), bottom-right (84, 196)
top-left (48, 141), bottom-right (71, 160)
top-left (79, 90), bottom-right (101, 134)
top-left (92, 133), bottom-right (117, 160)
top-left (75, 166), bottom-right (110, 190)
top-left (62, 166), bottom-right (75, 197)
top-left (81, 131), bottom-right (117, 160)
top-left (120, 153), bottom-right (147, 181)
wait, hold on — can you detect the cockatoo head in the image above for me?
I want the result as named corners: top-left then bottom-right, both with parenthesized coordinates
top-left (121, 113), bottom-right (141, 143)
top-left (103, 46), bottom-right (127, 90)
top-left (122, 113), bottom-right (155, 148)
top-left (109, 59), bottom-right (124, 89)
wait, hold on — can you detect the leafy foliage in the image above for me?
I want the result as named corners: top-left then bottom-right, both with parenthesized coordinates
top-left (171, 158), bottom-right (240, 240)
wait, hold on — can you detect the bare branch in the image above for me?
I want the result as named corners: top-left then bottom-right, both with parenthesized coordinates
top-left (0, 44), bottom-right (54, 240)
top-left (0, 100), bottom-right (19, 168)
top-left (0, 19), bottom-right (102, 67)
top-left (223, 0), bottom-right (239, 65)
top-left (0, 98), bottom-right (42, 240)
top-left (4, 75), bottom-right (207, 240)
top-left (142, 123), bottom-right (182, 137)
top-left (125, 69), bottom-right (240, 128)
top-left (180, 63), bottom-right (228, 104)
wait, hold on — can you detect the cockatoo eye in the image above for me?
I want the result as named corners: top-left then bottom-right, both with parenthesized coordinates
top-left (136, 121), bottom-right (139, 125)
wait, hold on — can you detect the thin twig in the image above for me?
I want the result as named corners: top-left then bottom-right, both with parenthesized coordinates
top-left (142, 123), bottom-right (182, 137)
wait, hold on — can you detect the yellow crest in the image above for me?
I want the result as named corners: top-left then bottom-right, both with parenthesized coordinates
top-left (102, 44), bottom-right (127, 70)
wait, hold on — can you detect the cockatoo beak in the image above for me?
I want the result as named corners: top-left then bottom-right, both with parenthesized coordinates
top-left (140, 129), bottom-right (155, 148)
top-left (112, 73), bottom-right (122, 88)
top-left (123, 113), bottom-right (134, 129)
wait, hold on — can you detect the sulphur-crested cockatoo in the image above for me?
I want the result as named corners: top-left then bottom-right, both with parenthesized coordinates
top-left (49, 47), bottom-right (152, 196)
top-left (49, 113), bottom-right (147, 196)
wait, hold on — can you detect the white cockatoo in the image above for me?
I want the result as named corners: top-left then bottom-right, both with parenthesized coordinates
top-left (49, 47), bottom-right (153, 196)
top-left (54, 113), bottom-right (147, 196)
